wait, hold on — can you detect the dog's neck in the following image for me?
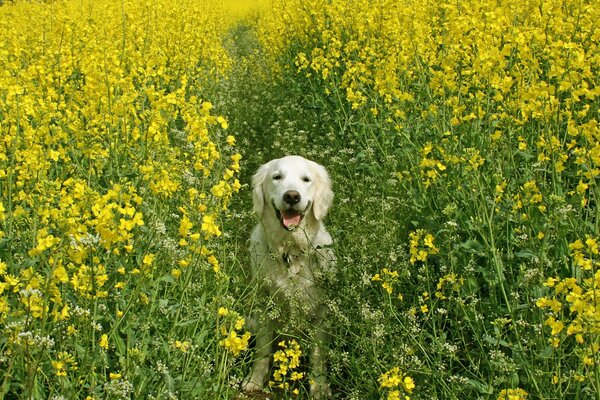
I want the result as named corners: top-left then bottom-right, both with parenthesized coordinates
top-left (261, 214), bottom-right (318, 257)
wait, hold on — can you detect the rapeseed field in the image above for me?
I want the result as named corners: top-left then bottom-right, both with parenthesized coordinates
top-left (1, 0), bottom-right (599, 398)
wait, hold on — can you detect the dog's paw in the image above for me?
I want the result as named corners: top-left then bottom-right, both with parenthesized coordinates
top-left (310, 380), bottom-right (332, 399)
top-left (241, 378), bottom-right (263, 393)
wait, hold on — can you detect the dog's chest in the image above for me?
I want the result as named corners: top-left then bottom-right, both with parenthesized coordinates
top-left (271, 252), bottom-right (313, 287)
top-left (266, 251), bottom-right (322, 307)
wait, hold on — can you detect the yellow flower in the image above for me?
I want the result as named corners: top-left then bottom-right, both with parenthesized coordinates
top-left (28, 229), bottom-right (60, 256)
top-left (382, 282), bottom-right (393, 294)
top-left (178, 259), bottom-right (190, 267)
top-left (409, 229), bottom-right (439, 264)
top-left (218, 307), bottom-right (229, 316)
top-left (52, 352), bottom-right (77, 377)
top-left (544, 316), bottom-right (564, 336)
top-left (543, 277), bottom-right (559, 287)
top-left (373, 268), bottom-right (401, 295)
top-left (271, 340), bottom-right (304, 385)
top-left (234, 317), bottom-right (245, 331)
top-left (52, 360), bottom-right (67, 377)
top-left (585, 236), bottom-right (598, 254)
top-left (497, 388), bottom-right (528, 400)
top-left (219, 329), bottom-right (251, 356)
top-left (576, 180), bottom-right (588, 193)
top-left (53, 265), bottom-right (69, 283)
top-left (142, 254), bottom-right (156, 266)
top-left (537, 231), bottom-right (545, 240)
top-left (174, 340), bottom-right (191, 353)
top-left (290, 371), bottom-right (304, 381)
top-left (380, 367), bottom-right (403, 388)
top-left (535, 297), bottom-right (562, 313)
top-left (379, 366), bottom-right (415, 398)
top-left (404, 376), bottom-right (415, 392)
top-left (201, 214), bottom-right (222, 238)
top-left (179, 214), bottom-right (193, 238)
top-left (171, 268), bottom-right (182, 279)
top-left (99, 334), bottom-right (109, 350)
top-left (207, 255), bottom-right (220, 273)
top-left (216, 115), bottom-right (229, 129)
top-left (56, 304), bottom-right (70, 321)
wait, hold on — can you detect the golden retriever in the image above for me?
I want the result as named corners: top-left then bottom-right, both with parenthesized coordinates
top-left (243, 155), bottom-right (335, 398)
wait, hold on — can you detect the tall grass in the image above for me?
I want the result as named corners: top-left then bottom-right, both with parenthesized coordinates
top-left (252, 0), bottom-right (600, 398)
top-left (0, 0), bottom-right (245, 398)
top-left (1, 0), bottom-right (599, 399)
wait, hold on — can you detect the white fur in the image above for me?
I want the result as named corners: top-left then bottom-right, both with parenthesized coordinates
top-left (243, 155), bottom-right (335, 399)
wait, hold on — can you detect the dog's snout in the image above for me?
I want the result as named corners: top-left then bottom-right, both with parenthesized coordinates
top-left (283, 190), bottom-right (301, 205)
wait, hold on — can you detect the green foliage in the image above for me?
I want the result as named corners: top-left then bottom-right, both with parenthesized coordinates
top-left (2, 0), bottom-right (600, 399)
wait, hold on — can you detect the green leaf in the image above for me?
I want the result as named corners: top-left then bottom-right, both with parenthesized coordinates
top-left (467, 379), bottom-right (494, 394)
top-left (515, 249), bottom-right (536, 259)
top-left (461, 239), bottom-right (484, 252)
top-left (113, 332), bottom-right (126, 355)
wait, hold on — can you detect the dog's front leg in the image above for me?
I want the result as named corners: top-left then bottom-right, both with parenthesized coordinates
top-left (243, 319), bottom-right (273, 392)
top-left (309, 309), bottom-right (332, 399)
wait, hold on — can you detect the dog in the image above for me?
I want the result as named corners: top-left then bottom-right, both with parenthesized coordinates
top-left (243, 155), bottom-right (335, 398)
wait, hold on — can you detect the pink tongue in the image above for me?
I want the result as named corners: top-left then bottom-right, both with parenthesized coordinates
top-left (282, 210), bottom-right (301, 228)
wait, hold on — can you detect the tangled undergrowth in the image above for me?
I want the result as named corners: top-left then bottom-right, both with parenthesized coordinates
top-left (1, 0), bottom-right (599, 398)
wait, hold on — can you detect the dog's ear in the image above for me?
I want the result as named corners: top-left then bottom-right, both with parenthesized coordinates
top-left (252, 162), bottom-right (270, 217)
top-left (312, 162), bottom-right (334, 221)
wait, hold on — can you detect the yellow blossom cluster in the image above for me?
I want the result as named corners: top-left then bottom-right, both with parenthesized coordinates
top-left (213, 0), bottom-right (271, 26)
top-left (269, 339), bottom-right (305, 393)
top-left (172, 339), bottom-right (192, 353)
top-left (379, 366), bottom-right (415, 400)
top-left (259, 0), bottom-right (600, 200)
top-left (418, 143), bottom-right (447, 189)
top-left (372, 268), bottom-right (402, 299)
top-left (52, 351), bottom-right (78, 377)
top-left (255, 0), bottom-right (600, 397)
top-left (537, 271), bottom-right (600, 339)
top-left (219, 328), bottom-right (251, 357)
top-left (434, 273), bottom-right (464, 300)
top-left (497, 388), bottom-right (528, 400)
top-left (512, 180), bottom-right (546, 220)
top-left (408, 229), bottom-right (439, 265)
top-left (99, 334), bottom-right (110, 350)
top-left (218, 307), bottom-right (251, 357)
top-left (0, 0), bottom-right (240, 395)
top-left (536, 237), bottom-right (600, 385)
top-left (569, 236), bottom-right (600, 271)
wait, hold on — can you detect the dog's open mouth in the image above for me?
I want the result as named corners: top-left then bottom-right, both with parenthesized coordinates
top-left (274, 204), bottom-right (304, 231)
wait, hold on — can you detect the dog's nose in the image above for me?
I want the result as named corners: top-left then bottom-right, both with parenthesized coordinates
top-left (283, 190), bottom-right (301, 205)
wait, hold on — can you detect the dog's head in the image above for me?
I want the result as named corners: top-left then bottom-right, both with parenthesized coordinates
top-left (252, 155), bottom-right (333, 231)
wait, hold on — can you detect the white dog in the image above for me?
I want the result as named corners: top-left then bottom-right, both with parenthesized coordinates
top-left (243, 155), bottom-right (335, 398)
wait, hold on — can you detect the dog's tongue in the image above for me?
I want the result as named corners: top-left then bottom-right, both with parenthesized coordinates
top-left (282, 210), bottom-right (301, 229)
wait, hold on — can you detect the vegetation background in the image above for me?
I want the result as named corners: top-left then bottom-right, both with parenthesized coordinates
top-left (0, 0), bottom-right (599, 399)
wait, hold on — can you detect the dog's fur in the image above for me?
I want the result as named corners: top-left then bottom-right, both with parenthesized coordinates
top-left (243, 155), bottom-right (335, 398)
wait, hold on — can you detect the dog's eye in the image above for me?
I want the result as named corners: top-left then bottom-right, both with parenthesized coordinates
top-left (302, 176), bottom-right (311, 183)
top-left (272, 174), bottom-right (281, 180)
